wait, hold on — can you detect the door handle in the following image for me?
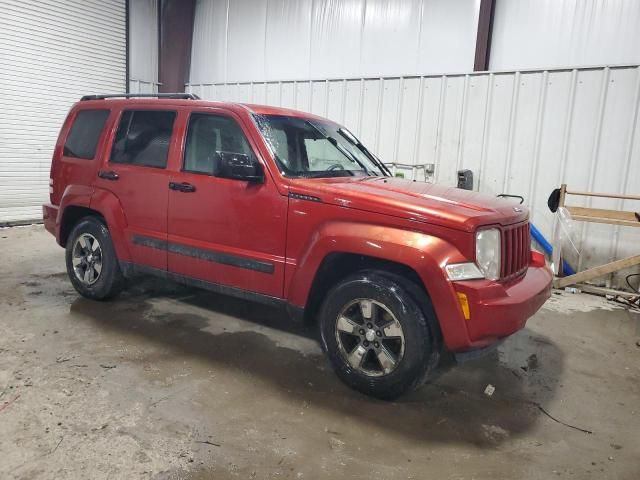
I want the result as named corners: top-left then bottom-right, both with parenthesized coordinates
top-left (169, 181), bottom-right (196, 193)
top-left (98, 170), bottom-right (119, 181)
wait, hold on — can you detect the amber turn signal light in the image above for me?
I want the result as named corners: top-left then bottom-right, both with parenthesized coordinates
top-left (456, 292), bottom-right (471, 320)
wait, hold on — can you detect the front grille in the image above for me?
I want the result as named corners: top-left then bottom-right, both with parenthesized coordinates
top-left (501, 222), bottom-right (531, 280)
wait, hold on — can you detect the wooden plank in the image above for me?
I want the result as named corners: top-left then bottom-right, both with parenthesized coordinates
top-left (565, 189), bottom-right (640, 201)
top-left (578, 284), bottom-right (640, 299)
top-left (566, 206), bottom-right (639, 222)
top-left (554, 255), bottom-right (640, 288)
top-left (570, 215), bottom-right (640, 228)
top-left (559, 183), bottom-right (567, 208)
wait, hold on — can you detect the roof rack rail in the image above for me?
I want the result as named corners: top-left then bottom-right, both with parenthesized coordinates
top-left (80, 93), bottom-right (200, 101)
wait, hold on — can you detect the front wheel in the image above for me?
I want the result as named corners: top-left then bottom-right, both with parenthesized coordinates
top-left (65, 216), bottom-right (125, 300)
top-left (319, 271), bottom-right (440, 400)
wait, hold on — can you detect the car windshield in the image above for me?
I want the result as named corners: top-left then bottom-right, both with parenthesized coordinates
top-left (253, 114), bottom-right (388, 178)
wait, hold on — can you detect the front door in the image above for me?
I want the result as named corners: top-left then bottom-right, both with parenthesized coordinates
top-left (167, 111), bottom-right (287, 298)
top-left (95, 109), bottom-right (177, 271)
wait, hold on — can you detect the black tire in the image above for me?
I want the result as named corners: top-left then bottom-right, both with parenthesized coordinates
top-left (65, 216), bottom-right (125, 300)
top-left (319, 270), bottom-right (441, 400)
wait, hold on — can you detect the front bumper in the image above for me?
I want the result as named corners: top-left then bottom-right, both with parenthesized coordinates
top-left (450, 263), bottom-right (553, 351)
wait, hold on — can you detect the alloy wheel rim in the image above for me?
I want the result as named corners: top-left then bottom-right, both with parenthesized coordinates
top-left (334, 298), bottom-right (405, 377)
top-left (72, 233), bottom-right (103, 285)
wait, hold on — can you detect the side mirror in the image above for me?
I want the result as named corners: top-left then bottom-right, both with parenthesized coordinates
top-left (216, 152), bottom-right (264, 183)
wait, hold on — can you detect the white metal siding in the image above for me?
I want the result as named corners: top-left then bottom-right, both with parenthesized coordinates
top-left (189, 0), bottom-right (480, 84)
top-left (0, 0), bottom-right (126, 224)
top-left (491, 0), bottom-right (640, 70)
top-left (129, 0), bottom-right (159, 93)
top-left (188, 65), bottom-right (640, 286)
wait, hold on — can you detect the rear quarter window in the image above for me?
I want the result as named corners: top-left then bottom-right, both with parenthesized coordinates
top-left (63, 109), bottom-right (110, 159)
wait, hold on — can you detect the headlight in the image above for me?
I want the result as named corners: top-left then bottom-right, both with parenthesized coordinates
top-left (475, 228), bottom-right (501, 281)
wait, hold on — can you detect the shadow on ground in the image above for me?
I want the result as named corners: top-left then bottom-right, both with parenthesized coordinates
top-left (66, 276), bottom-right (565, 448)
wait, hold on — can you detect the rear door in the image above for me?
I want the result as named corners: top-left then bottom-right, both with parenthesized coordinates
top-left (94, 108), bottom-right (177, 271)
top-left (166, 109), bottom-right (287, 298)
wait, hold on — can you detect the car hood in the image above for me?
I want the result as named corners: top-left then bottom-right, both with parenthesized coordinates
top-left (288, 176), bottom-right (528, 232)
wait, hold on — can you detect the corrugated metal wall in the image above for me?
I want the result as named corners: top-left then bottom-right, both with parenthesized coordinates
top-left (191, 0), bottom-right (640, 82)
top-left (129, 0), bottom-right (159, 93)
top-left (187, 64), bottom-right (640, 285)
top-left (491, 0), bottom-right (640, 70)
top-left (190, 0), bottom-right (480, 84)
top-left (0, 0), bottom-right (126, 224)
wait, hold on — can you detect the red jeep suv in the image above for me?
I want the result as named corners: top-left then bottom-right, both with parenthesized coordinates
top-left (44, 93), bottom-right (552, 399)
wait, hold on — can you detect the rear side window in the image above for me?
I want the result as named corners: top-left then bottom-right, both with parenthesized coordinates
top-left (63, 109), bottom-right (109, 159)
top-left (111, 110), bottom-right (176, 168)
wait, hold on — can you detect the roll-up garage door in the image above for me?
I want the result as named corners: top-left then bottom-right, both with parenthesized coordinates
top-left (0, 0), bottom-right (126, 224)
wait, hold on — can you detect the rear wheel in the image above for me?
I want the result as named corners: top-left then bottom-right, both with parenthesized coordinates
top-left (65, 216), bottom-right (124, 300)
top-left (319, 271), bottom-right (440, 399)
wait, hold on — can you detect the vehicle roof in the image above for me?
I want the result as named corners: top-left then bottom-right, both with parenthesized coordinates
top-left (75, 98), bottom-right (331, 122)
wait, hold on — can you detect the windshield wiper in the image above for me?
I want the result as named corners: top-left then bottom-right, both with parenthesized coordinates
top-left (337, 128), bottom-right (391, 176)
top-left (305, 121), bottom-right (373, 176)
top-left (366, 150), bottom-right (392, 177)
top-left (328, 137), bottom-right (373, 176)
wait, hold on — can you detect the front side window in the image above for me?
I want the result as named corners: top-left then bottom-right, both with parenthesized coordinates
top-left (111, 110), bottom-right (176, 168)
top-left (183, 113), bottom-right (255, 175)
top-left (64, 109), bottom-right (110, 159)
top-left (253, 114), bottom-right (386, 178)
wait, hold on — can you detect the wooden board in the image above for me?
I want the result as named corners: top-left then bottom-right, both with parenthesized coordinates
top-left (566, 206), bottom-right (640, 227)
top-left (554, 255), bottom-right (640, 288)
top-left (569, 215), bottom-right (640, 227)
top-left (578, 284), bottom-right (640, 299)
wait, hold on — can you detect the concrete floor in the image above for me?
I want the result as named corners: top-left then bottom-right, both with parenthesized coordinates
top-left (0, 225), bottom-right (639, 480)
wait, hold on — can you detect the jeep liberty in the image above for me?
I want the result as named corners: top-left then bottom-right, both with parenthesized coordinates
top-left (43, 93), bottom-right (552, 399)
